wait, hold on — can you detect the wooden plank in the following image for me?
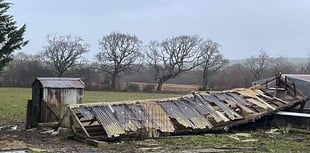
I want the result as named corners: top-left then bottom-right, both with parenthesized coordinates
top-left (195, 94), bottom-right (230, 122)
top-left (70, 108), bottom-right (91, 138)
top-left (37, 122), bottom-right (59, 129)
top-left (227, 93), bottom-right (249, 106)
top-left (220, 94), bottom-right (254, 114)
top-left (246, 98), bottom-right (269, 110)
top-left (204, 95), bottom-right (243, 120)
top-left (254, 96), bottom-right (276, 110)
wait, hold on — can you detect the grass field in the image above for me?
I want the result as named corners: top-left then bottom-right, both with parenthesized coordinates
top-left (107, 131), bottom-right (310, 153)
top-left (0, 87), bottom-right (182, 123)
top-left (1, 88), bottom-right (310, 152)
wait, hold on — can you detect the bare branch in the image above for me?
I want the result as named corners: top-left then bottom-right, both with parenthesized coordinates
top-left (95, 31), bottom-right (143, 90)
top-left (199, 39), bottom-right (228, 90)
top-left (41, 34), bottom-right (89, 77)
top-left (244, 50), bottom-right (269, 80)
top-left (146, 35), bottom-right (202, 91)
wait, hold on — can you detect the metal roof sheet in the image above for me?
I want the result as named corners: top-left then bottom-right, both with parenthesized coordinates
top-left (141, 102), bottom-right (175, 132)
top-left (276, 111), bottom-right (310, 118)
top-left (80, 103), bottom-right (161, 138)
top-left (34, 77), bottom-right (85, 88)
top-left (90, 105), bottom-right (125, 137)
top-left (284, 74), bottom-right (310, 82)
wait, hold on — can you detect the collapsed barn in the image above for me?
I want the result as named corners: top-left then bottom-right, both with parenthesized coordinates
top-left (26, 76), bottom-right (308, 143)
top-left (26, 75), bottom-right (308, 143)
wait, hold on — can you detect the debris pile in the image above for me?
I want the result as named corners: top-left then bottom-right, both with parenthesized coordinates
top-left (59, 76), bottom-right (307, 141)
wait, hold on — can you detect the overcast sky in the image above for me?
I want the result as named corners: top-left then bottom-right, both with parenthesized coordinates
top-left (8, 0), bottom-right (310, 60)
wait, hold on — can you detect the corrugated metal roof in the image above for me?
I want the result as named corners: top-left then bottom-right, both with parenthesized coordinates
top-left (34, 77), bottom-right (85, 88)
top-left (284, 74), bottom-right (310, 82)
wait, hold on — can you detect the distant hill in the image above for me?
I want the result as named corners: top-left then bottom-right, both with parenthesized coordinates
top-left (228, 57), bottom-right (308, 65)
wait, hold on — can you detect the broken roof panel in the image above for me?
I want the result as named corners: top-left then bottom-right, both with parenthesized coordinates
top-left (202, 94), bottom-right (243, 120)
top-left (141, 102), bottom-right (175, 133)
top-left (159, 99), bottom-right (212, 129)
top-left (90, 105), bottom-right (125, 137)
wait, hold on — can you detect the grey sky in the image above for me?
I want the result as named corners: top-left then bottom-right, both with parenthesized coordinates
top-left (8, 0), bottom-right (310, 60)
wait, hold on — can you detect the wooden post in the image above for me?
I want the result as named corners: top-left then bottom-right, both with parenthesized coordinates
top-left (299, 101), bottom-right (306, 113)
top-left (284, 76), bottom-right (288, 90)
top-left (26, 100), bottom-right (32, 129)
top-left (293, 82), bottom-right (296, 97)
top-left (26, 100), bottom-right (38, 129)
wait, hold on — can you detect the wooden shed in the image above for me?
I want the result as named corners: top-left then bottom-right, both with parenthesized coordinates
top-left (26, 77), bottom-right (85, 129)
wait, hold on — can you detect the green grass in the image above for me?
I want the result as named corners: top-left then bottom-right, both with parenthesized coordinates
top-left (0, 88), bottom-right (31, 123)
top-left (0, 87), bottom-right (182, 124)
top-left (155, 131), bottom-right (310, 152)
top-left (101, 131), bottom-right (310, 152)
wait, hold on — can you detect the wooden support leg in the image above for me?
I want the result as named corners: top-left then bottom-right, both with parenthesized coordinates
top-left (298, 101), bottom-right (306, 113)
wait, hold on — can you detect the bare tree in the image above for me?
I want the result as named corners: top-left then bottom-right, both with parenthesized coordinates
top-left (299, 63), bottom-right (310, 74)
top-left (41, 34), bottom-right (89, 77)
top-left (244, 50), bottom-right (269, 80)
top-left (146, 35), bottom-right (202, 91)
top-left (210, 64), bottom-right (252, 90)
top-left (269, 56), bottom-right (294, 75)
top-left (299, 54), bottom-right (310, 73)
top-left (200, 40), bottom-right (228, 90)
top-left (2, 52), bottom-right (53, 87)
top-left (95, 32), bottom-right (143, 90)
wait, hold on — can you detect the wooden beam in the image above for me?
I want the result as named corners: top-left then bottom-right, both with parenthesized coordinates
top-left (70, 108), bottom-right (91, 138)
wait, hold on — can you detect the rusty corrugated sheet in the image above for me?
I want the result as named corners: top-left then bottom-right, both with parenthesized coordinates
top-left (160, 100), bottom-right (195, 129)
top-left (35, 77), bottom-right (84, 88)
top-left (90, 105), bottom-right (125, 137)
top-left (141, 102), bottom-right (175, 133)
top-left (43, 88), bottom-right (83, 118)
top-left (78, 103), bottom-right (161, 138)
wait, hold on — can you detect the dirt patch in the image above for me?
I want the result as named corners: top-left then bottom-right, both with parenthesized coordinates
top-left (1, 117), bottom-right (310, 153)
top-left (0, 126), bottom-right (100, 152)
top-left (0, 137), bottom-right (28, 151)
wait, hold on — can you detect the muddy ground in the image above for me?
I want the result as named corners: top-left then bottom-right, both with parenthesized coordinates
top-left (1, 116), bottom-right (310, 153)
top-left (0, 119), bottom-right (101, 152)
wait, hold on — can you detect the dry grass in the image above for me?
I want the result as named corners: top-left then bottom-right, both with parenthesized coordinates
top-left (129, 82), bottom-right (199, 92)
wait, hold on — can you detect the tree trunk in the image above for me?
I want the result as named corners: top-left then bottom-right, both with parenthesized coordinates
top-left (202, 68), bottom-right (208, 91)
top-left (156, 79), bottom-right (164, 91)
top-left (111, 72), bottom-right (118, 91)
top-left (57, 72), bottom-right (64, 77)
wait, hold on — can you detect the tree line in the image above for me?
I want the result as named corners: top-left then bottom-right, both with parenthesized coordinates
top-left (1, 32), bottom-right (228, 91)
top-left (0, 1), bottom-right (309, 92)
top-left (1, 32), bottom-right (310, 92)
